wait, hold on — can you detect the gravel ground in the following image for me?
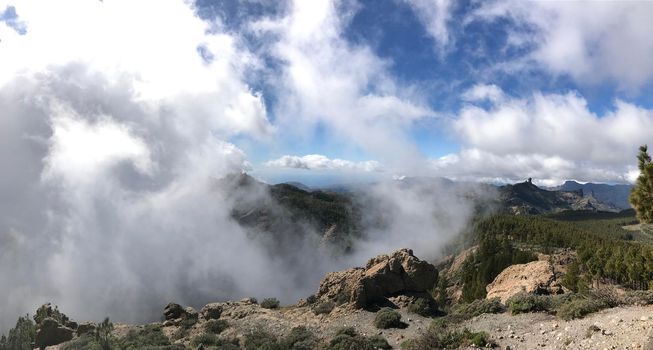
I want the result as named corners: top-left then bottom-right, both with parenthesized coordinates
top-left (462, 305), bottom-right (653, 350)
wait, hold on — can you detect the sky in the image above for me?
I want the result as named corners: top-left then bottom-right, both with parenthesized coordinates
top-left (2, 0), bottom-right (653, 189)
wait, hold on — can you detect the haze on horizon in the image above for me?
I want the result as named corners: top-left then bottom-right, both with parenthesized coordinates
top-left (1, 0), bottom-right (653, 333)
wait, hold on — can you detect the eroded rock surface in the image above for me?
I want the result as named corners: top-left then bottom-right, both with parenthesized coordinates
top-left (486, 260), bottom-right (564, 303)
top-left (317, 248), bottom-right (438, 308)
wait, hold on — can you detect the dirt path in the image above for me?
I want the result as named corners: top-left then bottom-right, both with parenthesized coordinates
top-left (463, 305), bottom-right (653, 350)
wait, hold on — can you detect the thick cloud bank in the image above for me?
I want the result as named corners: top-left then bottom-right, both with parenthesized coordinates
top-left (431, 85), bottom-right (653, 185)
top-left (0, 0), bottom-right (478, 332)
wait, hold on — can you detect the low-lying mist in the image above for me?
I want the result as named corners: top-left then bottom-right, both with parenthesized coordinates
top-left (1, 78), bottom-right (496, 330)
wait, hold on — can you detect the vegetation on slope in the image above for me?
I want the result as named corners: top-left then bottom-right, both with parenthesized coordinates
top-left (630, 145), bottom-right (653, 224)
top-left (460, 212), bottom-right (653, 296)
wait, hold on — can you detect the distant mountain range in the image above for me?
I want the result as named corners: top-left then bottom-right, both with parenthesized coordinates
top-left (499, 180), bottom-right (621, 215)
top-left (280, 177), bottom-right (632, 214)
top-left (549, 180), bottom-right (632, 209)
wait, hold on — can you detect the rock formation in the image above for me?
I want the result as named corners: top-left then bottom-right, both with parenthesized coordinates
top-left (316, 248), bottom-right (438, 308)
top-left (35, 317), bottom-right (74, 349)
top-left (486, 260), bottom-right (564, 303)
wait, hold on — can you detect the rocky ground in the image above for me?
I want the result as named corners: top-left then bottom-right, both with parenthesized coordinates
top-left (160, 299), bottom-right (433, 348)
top-left (45, 302), bottom-right (653, 350)
top-left (36, 248), bottom-right (653, 349)
top-left (463, 305), bottom-right (653, 350)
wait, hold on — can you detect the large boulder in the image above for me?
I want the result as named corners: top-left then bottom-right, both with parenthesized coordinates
top-left (316, 248), bottom-right (438, 308)
top-left (163, 303), bottom-right (185, 321)
top-left (200, 303), bottom-right (223, 320)
top-left (486, 260), bottom-right (564, 303)
top-left (35, 317), bottom-right (74, 349)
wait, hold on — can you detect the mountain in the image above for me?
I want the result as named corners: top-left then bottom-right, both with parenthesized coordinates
top-left (216, 173), bottom-right (361, 252)
top-left (499, 180), bottom-right (620, 214)
top-left (552, 180), bottom-right (632, 209)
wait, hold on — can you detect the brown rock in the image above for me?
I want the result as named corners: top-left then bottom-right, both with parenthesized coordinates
top-left (164, 303), bottom-right (185, 320)
top-left (35, 317), bottom-right (74, 349)
top-left (316, 248), bottom-right (438, 308)
top-left (201, 303), bottom-right (223, 320)
top-left (486, 260), bottom-right (564, 303)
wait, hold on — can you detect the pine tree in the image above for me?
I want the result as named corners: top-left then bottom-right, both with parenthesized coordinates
top-left (630, 145), bottom-right (653, 224)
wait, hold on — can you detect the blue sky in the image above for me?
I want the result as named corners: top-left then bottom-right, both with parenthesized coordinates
top-left (192, 0), bottom-right (653, 186)
top-left (2, 0), bottom-right (653, 186)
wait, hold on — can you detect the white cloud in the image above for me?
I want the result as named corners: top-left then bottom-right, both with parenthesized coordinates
top-left (472, 0), bottom-right (653, 90)
top-left (0, 0), bottom-right (277, 331)
top-left (43, 104), bottom-right (153, 185)
top-left (251, 0), bottom-right (433, 171)
top-left (434, 87), bottom-right (653, 184)
top-left (462, 83), bottom-right (505, 103)
top-left (405, 0), bottom-right (453, 53)
top-left (266, 154), bottom-right (383, 172)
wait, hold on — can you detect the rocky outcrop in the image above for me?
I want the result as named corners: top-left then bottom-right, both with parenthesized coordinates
top-left (200, 303), bottom-right (223, 320)
top-left (486, 260), bottom-right (564, 303)
top-left (163, 303), bottom-right (198, 326)
top-left (316, 248), bottom-right (438, 308)
top-left (35, 317), bottom-right (74, 349)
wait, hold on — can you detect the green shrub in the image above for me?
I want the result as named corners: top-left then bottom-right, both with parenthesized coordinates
top-left (326, 327), bottom-right (389, 350)
top-left (60, 334), bottom-right (102, 350)
top-left (407, 298), bottom-right (437, 317)
top-left (260, 298), bottom-right (280, 309)
top-left (306, 295), bottom-right (317, 304)
top-left (191, 333), bottom-right (218, 347)
top-left (506, 293), bottom-right (553, 314)
top-left (450, 298), bottom-right (504, 319)
top-left (374, 308), bottom-right (404, 329)
top-left (243, 329), bottom-right (279, 350)
top-left (114, 323), bottom-right (173, 350)
top-left (279, 326), bottom-right (319, 350)
top-left (367, 335), bottom-right (392, 349)
top-left (205, 319), bottom-right (229, 334)
top-left (96, 318), bottom-right (113, 350)
top-left (621, 290), bottom-right (653, 305)
top-left (34, 304), bottom-right (69, 325)
top-left (312, 301), bottom-right (335, 315)
top-left (555, 298), bottom-right (608, 320)
top-left (402, 328), bottom-right (494, 350)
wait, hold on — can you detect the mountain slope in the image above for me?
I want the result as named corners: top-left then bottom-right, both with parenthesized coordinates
top-left (553, 180), bottom-right (632, 209)
top-left (499, 180), bottom-right (619, 214)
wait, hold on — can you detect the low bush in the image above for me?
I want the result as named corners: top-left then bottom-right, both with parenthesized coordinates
top-left (191, 333), bottom-right (218, 348)
top-left (621, 290), bottom-right (653, 305)
top-left (260, 298), bottom-right (280, 309)
top-left (450, 298), bottom-right (504, 319)
top-left (327, 327), bottom-right (390, 350)
top-left (114, 323), bottom-right (173, 350)
top-left (279, 326), bottom-right (319, 350)
top-left (407, 298), bottom-right (437, 317)
top-left (506, 293), bottom-right (554, 314)
top-left (204, 319), bottom-right (229, 334)
top-left (506, 291), bottom-right (614, 320)
top-left (243, 329), bottom-right (279, 350)
top-left (312, 301), bottom-right (335, 315)
top-left (374, 308), bottom-right (404, 329)
top-left (60, 335), bottom-right (102, 350)
top-left (0, 315), bottom-right (36, 350)
top-left (402, 328), bottom-right (494, 350)
top-left (555, 298), bottom-right (609, 321)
